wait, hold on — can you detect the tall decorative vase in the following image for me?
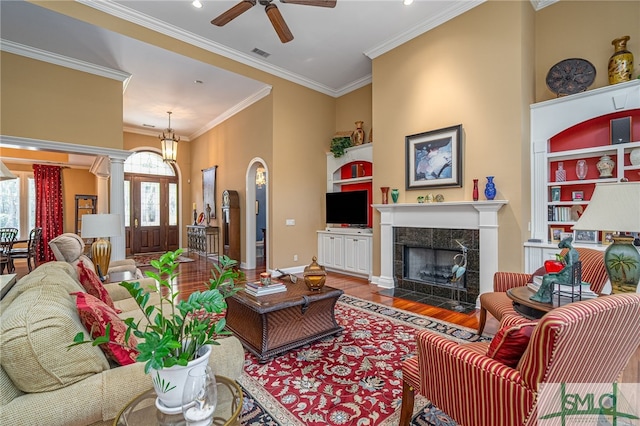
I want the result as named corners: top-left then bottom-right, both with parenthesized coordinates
top-left (391, 188), bottom-right (399, 203)
top-left (606, 236), bottom-right (640, 293)
top-left (152, 344), bottom-right (212, 410)
top-left (381, 187), bottom-right (390, 204)
top-left (484, 176), bottom-right (496, 200)
top-left (353, 121), bottom-right (365, 146)
top-left (597, 155), bottom-right (615, 178)
top-left (472, 179), bottom-right (479, 201)
top-left (575, 160), bottom-right (588, 180)
top-left (608, 36), bottom-right (634, 85)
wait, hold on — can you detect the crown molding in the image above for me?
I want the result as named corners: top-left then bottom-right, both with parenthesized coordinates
top-left (0, 135), bottom-right (132, 161)
top-left (190, 86), bottom-right (273, 139)
top-left (364, 0), bottom-right (485, 60)
top-left (0, 39), bottom-right (131, 85)
top-left (78, 0), bottom-right (342, 97)
top-left (529, 0), bottom-right (559, 11)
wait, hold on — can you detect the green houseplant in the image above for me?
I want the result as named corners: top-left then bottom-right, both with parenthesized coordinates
top-left (330, 136), bottom-right (353, 158)
top-left (71, 249), bottom-right (241, 407)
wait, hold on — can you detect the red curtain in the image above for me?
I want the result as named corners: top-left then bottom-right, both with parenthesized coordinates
top-left (33, 164), bottom-right (63, 262)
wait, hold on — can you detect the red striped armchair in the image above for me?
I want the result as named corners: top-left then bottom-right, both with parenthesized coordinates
top-left (477, 247), bottom-right (609, 335)
top-left (399, 293), bottom-right (640, 426)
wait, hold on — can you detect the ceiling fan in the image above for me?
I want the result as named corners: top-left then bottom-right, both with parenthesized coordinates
top-left (211, 0), bottom-right (337, 44)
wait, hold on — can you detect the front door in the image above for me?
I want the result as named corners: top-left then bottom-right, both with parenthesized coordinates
top-left (128, 175), bottom-right (179, 254)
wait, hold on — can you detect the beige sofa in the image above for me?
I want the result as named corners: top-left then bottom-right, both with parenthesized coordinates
top-left (0, 260), bottom-right (245, 426)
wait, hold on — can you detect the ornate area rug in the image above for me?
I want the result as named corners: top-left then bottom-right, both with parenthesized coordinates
top-left (238, 295), bottom-right (490, 425)
top-left (129, 252), bottom-right (194, 267)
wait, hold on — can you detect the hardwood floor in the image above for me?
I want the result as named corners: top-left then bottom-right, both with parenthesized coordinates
top-left (9, 254), bottom-right (638, 382)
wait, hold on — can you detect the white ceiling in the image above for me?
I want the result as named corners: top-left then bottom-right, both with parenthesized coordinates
top-left (0, 0), bottom-right (550, 147)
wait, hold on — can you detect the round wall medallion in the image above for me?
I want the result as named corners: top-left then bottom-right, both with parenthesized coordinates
top-left (546, 58), bottom-right (596, 96)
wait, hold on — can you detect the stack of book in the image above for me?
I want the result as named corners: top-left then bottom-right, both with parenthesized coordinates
top-left (528, 275), bottom-right (598, 299)
top-left (245, 280), bottom-right (286, 296)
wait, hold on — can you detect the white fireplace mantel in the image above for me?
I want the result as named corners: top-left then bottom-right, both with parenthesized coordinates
top-left (374, 200), bottom-right (508, 301)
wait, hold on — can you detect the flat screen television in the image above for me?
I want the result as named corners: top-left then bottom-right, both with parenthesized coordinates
top-left (325, 190), bottom-right (368, 226)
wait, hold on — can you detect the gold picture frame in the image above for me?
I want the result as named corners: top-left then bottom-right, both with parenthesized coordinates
top-left (601, 231), bottom-right (615, 245)
top-left (550, 227), bottom-right (564, 243)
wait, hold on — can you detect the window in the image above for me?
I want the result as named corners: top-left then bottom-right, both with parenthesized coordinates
top-left (124, 152), bottom-right (175, 176)
top-left (0, 171), bottom-right (35, 239)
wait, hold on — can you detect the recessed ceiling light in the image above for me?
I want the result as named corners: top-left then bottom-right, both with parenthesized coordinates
top-left (192, 0), bottom-right (203, 9)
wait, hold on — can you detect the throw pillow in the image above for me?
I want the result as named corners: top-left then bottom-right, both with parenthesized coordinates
top-left (486, 322), bottom-right (536, 368)
top-left (73, 292), bottom-right (139, 366)
top-left (77, 260), bottom-right (120, 313)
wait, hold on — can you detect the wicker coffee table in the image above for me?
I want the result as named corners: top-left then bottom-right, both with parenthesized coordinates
top-left (226, 282), bottom-right (344, 362)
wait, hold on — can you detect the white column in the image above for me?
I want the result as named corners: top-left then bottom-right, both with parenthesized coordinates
top-left (377, 207), bottom-right (395, 288)
top-left (473, 203), bottom-right (503, 298)
top-left (109, 157), bottom-right (126, 261)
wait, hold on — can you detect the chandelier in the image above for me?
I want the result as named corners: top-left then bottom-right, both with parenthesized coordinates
top-left (255, 167), bottom-right (266, 188)
top-left (159, 111), bottom-right (180, 163)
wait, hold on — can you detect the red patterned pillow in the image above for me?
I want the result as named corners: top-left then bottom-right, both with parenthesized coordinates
top-left (72, 292), bottom-right (139, 365)
top-left (486, 322), bottom-right (536, 368)
top-left (77, 260), bottom-right (120, 313)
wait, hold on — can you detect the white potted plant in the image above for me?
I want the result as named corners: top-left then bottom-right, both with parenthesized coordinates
top-left (71, 249), bottom-right (241, 409)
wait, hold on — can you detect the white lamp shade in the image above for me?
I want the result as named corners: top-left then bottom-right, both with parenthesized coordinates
top-left (572, 182), bottom-right (640, 233)
top-left (81, 214), bottom-right (122, 238)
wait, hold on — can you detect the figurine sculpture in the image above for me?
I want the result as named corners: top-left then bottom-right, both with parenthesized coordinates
top-left (530, 236), bottom-right (579, 303)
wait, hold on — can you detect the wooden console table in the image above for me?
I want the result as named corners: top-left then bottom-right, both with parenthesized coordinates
top-left (186, 225), bottom-right (220, 257)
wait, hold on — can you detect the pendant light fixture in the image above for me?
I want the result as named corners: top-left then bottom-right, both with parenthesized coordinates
top-left (159, 111), bottom-right (180, 163)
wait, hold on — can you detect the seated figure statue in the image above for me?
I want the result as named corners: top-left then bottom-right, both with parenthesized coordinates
top-left (530, 236), bottom-right (579, 303)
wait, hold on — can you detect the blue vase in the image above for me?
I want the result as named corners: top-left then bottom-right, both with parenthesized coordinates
top-left (484, 176), bottom-right (496, 200)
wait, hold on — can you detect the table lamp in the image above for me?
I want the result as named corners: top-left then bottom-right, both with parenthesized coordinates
top-left (572, 182), bottom-right (640, 293)
top-left (81, 214), bottom-right (122, 278)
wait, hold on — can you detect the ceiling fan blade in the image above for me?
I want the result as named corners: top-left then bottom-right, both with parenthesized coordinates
top-left (211, 0), bottom-right (256, 26)
top-left (280, 0), bottom-right (336, 7)
top-left (265, 3), bottom-right (294, 43)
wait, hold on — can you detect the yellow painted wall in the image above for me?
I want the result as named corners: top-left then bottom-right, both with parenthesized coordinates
top-left (0, 52), bottom-right (123, 149)
top-left (62, 169), bottom-right (97, 233)
top-left (372, 1), bottom-right (534, 274)
top-left (535, 1), bottom-right (640, 102)
top-left (336, 85), bottom-right (373, 143)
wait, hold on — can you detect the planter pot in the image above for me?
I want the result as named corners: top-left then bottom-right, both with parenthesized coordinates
top-left (151, 344), bottom-right (212, 410)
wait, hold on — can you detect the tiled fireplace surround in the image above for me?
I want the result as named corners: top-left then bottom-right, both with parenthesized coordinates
top-left (375, 201), bottom-right (508, 306)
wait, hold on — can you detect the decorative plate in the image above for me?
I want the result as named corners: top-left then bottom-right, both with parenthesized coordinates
top-left (197, 212), bottom-right (205, 224)
top-left (546, 58), bottom-right (596, 96)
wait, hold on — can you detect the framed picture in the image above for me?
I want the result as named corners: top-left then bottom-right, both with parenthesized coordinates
top-left (551, 186), bottom-right (561, 202)
top-left (601, 231), bottom-right (615, 245)
top-left (571, 190), bottom-right (583, 201)
top-left (550, 227), bottom-right (564, 243)
top-left (560, 232), bottom-right (573, 241)
top-left (406, 124), bottom-right (462, 189)
top-left (573, 229), bottom-right (599, 244)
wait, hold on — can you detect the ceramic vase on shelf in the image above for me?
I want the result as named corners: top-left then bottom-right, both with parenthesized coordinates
top-left (472, 179), bottom-right (479, 201)
top-left (381, 186), bottom-right (390, 204)
top-left (597, 155), bottom-right (615, 178)
top-left (608, 36), bottom-right (634, 85)
top-left (630, 148), bottom-right (640, 166)
top-left (555, 162), bottom-right (567, 182)
top-left (484, 176), bottom-right (496, 200)
top-left (353, 121), bottom-right (365, 146)
top-left (391, 188), bottom-right (399, 203)
top-left (575, 160), bottom-right (588, 180)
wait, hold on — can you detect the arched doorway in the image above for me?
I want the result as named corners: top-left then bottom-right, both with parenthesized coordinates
top-left (124, 151), bottom-right (180, 255)
top-left (245, 158), bottom-right (268, 269)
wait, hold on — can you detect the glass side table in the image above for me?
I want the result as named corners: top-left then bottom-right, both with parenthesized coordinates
top-left (114, 375), bottom-right (242, 426)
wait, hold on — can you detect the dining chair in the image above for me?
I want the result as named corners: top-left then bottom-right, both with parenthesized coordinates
top-left (0, 228), bottom-right (18, 274)
top-left (9, 227), bottom-right (42, 272)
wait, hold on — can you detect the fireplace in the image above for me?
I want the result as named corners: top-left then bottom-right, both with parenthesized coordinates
top-left (374, 201), bottom-right (508, 305)
top-left (394, 227), bottom-right (479, 305)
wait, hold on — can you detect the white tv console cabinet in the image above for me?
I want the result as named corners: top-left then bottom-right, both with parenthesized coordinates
top-left (317, 229), bottom-right (372, 279)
